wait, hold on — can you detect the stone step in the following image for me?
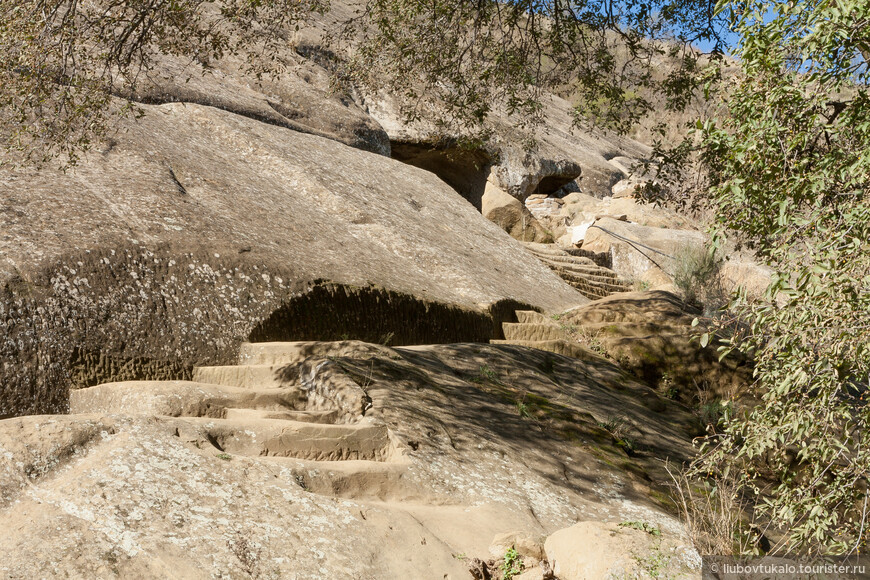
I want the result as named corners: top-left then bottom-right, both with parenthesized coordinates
top-left (549, 266), bottom-right (624, 285)
top-left (223, 408), bottom-right (340, 423)
top-left (514, 310), bottom-right (558, 326)
top-left (271, 459), bottom-right (416, 501)
top-left (562, 279), bottom-right (630, 300)
top-left (70, 380), bottom-right (306, 416)
top-left (564, 247), bottom-right (613, 269)
top-left (183, 417), bottom-right (397, 461)
top-left (502, 323), bottom-right (566, 342)
top-left (539, 257), bottom-right (615, 274)
top-left (489, 339), bottom-right (603, 363)
top-left (192, 364), bottom-right (289, 389)
top-left (563, 278), bottom-right (629, 295)
top-left (238, 340), bottom-right (393, 366)
top-left (527, 248), bottom-right (588, 260)
top-left (521, 242), bottom-right (571, 256)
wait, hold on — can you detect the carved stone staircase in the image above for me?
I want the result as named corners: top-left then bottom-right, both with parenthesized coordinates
top-left (523, 242), bottom-right (630, 299)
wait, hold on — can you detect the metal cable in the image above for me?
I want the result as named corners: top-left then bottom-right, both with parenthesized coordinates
top-left (586, 223), bottom-right (675, 271)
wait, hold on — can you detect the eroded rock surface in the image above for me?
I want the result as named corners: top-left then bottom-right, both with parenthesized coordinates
top-left (0, 340), bottom-right (701, 578)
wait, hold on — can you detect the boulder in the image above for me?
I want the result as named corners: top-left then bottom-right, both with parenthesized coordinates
top-left (720, 257), bottom-right (773, 298)
top-left (581, 218), bottom-right (706, 281)
top-left (487, 144), bottom-right (583, 200)
top-left (488, 531), bottom-right (546, 563)
top-left (611, 178), bottom-right (642, 198)
top-left (639, 266), bottom-right (678, 292)
top-left (559, 194), bottom-right (697, 233)
top-left (544, 521), bottom-right (699, 580)
top-left (482, 183), bottom-right (554, 243)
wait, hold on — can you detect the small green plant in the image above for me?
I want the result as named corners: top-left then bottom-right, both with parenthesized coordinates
top-left (658, 372), bottom-right (678, 399)
top-left (619, 520), bottom-right (661, 537)
top-left (516, 398), bottom-right (531, 419)
top-left (693, 379), bottom-right (732, 432)
top-left (478, 364), bottom-right (497, 381)
top-left (537, 355), bottom-right (555, 375)
top-left (598, 416), bottom-right (639, 453)
top-left (501, 547), bottom-right (524, 580)
top-left (575, 327), bottom-right (607, 357)
top-left (452, 552), bottom-right (467, 560)
top-left (216, 453), bottom-right (232, 461)
top-left (632, 278), bottom-right (651, 292)
top-left (559, 322), bottom-right (578, 334)
top-left (635, 544), bottom-right (670, 578)
top-left (378, 331), bottom-right (395, 346)
top-left (698, 401), bottom-right (730, 429)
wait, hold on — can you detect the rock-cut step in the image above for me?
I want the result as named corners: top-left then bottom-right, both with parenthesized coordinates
top-left (490, 338), bottom-right (602, 363)
top-left (502, 322), bottom-right (565, 342)
top-left (177, 417), bottom-right (399, 462)
top-left (515, 310), bottom-right (558, 325)
top-left (521, 242), bottom-right (631, 299)
top-left (192, 364), bottom-right (290, 389)
top-left (222, 407), bottom-right (341, 424)
top-left (238, 340), bottom-right (396, 366)
top-left (70, 380), bottom-right (307, 417)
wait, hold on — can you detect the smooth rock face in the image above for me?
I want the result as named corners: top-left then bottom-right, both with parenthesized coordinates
top-left (130, 51), bottom-right (392, 156)
top-left (0, 102), bottom-right (587, 417)
top-left (0, 341), bottom-right (700, 578)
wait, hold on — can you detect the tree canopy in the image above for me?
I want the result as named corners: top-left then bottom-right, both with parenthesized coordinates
top-left (0, 0), bottom-right (728, 162)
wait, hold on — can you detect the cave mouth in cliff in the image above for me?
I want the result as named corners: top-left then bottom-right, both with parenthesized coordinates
top-left (390, 141), bottom-right (493, 210)
top-left (532, 174), bottom-right (579, 197)
top-left (248, 283), bottom-right (528, 346)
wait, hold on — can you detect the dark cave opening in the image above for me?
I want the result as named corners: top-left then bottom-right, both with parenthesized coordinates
top-left (390, 141), bottom-right (493, 210)
top-left (248, 283), bottom-right (530, 346)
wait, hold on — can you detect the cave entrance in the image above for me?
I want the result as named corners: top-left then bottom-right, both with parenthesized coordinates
top-left (531, 174), bottom-right (579, 197)
top-left (390, 141), bottom-right (493, 210)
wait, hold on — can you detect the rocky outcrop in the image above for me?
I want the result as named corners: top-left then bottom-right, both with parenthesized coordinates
top-left (720, 256), bottom-right (773, 298)
top-left (364, 89), bottom-right (650, 202)
top-left (119, 42), bottom-right (392, 156)
top-left (482, 183), bottom-right (554, 243)
top-left (561, 291), bottom-right (753, 403)
top-left (491, 293), bottom-right (752, 405)
top-left (581, 218), bottom-right (707, 282)
top-left (0, 340), bottom-right (700, 578)
top-left (0, 101), bottom-right (588, 417)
